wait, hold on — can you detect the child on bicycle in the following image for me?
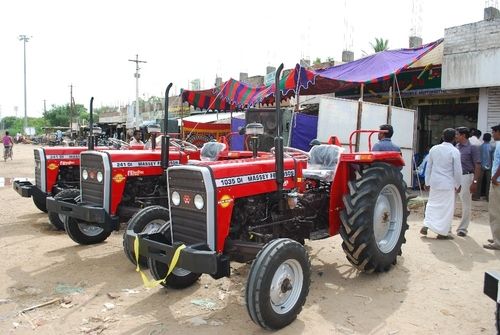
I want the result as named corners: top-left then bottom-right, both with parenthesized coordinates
top-left (3, 131), bottom-right (14, 161)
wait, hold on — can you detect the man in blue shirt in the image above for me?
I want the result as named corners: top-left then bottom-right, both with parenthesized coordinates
top-left (372, 124), bottom-right (401, 152)
top-left (475, 133), bottom-right (495, 201)
top-left (484, 124), bottom-right (500, 250)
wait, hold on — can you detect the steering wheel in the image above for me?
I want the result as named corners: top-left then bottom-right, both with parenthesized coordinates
top-left (170, 138), bottom-right (199, 152)
top-left (270, 146), bottom-right (310, 159)
top-left (108, 138), bottom-right (130, 150)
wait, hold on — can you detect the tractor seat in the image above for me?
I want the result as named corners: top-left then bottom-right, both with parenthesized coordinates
top-left (200, 142), bottom-right (226, 161)
top-left (302, 144), bottom-right (342, 182)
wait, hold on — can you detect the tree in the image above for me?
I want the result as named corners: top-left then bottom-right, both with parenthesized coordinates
top-left (370, 38), bottom-right (389, 52)
top-left (313, 57), bottom-right (322, 65)
top-left (43, 104), bottom-right (88, 127)
top-left (0, 116), bottom-right (47, 135)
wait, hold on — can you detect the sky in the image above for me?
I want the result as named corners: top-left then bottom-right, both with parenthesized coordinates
top-left (0, 0), bottom-right (488, 118)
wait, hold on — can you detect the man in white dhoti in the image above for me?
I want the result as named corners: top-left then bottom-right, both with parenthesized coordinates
top-left (420, 128), bottom-right (462, 239)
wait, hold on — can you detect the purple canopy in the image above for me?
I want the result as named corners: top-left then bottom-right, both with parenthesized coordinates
top-left (315, 39), bottom-right (442, 84)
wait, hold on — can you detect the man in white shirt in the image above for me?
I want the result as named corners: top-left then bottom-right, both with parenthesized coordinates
top-left (420, 128), bottom-right (462, 239)
top-left (130, 130), bottom-right (144, 146)
top-left (469, 128), bottom-right (482, 146)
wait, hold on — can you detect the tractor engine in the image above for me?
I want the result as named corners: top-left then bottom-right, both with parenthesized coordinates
top-left (120, 176), bottom-right (167, 208)
top-left (55, 166), bottom-right (80, 189)
top-left (230, 184), bottom-right (330, 244)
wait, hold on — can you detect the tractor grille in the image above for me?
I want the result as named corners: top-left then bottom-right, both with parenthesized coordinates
top-left (34, 149), bottom-right (42, 188)
top-left (81, 154), bottom-right (105, 207)
top-left (168, 169), bottom-right (209, 246)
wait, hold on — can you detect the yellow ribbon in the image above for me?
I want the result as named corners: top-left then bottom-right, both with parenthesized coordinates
top-left (134, 235), bottom-right (186, 289)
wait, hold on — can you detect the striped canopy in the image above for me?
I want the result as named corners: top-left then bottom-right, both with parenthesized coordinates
top-left (182, 39), bottom-right (442, 111)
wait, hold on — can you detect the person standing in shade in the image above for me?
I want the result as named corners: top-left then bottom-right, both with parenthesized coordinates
top-left (475, 133), bottom-right (495, 201)
top-left (372, 124), bottom-right (401, 152)
top-left (420, 128), bottom-right (462, 239)
top-left (484, 124), bottom-right (500, 250)
top-left (455, 127), bottom-right (481, 237)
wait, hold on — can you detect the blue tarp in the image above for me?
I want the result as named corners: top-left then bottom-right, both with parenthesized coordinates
top-left (230, 118), bottom-right (246, 150)
top-left (290, 113), bottom-right (318, 152)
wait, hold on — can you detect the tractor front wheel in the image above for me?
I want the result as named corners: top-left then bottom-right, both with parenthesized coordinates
top-left (246, 238), bottom-right (310, 330)
top-left (48, 188), bottom-right (80, 230)
top-left (32, 193), bottom-right (47, 213)
top-left (340, 162), bottom-right (409, 273)
top-left (123, 205), bottom-right (170, 267)
top-left (64, 219), bottom-right (112, 245)
top-left (148, 257), bottom-right (201, 289)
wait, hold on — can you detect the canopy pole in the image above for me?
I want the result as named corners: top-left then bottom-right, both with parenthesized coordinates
top-left (355, 83), bottom-right (364, 152)
top-left (387, 85), bottom-right (393, 124)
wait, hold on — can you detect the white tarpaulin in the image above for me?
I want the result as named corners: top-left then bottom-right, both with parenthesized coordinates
top-left (317, 97), bottom-right (415, 185)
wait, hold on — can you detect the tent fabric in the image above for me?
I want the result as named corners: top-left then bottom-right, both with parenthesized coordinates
top-left (290, 113), bottom-right (318, 152)
top-left (315, 39), bottom-right (442, 84)
top-left (181, 65), bottom-right (317, 111)
top-left (181, 39), bottom-right (442, 110)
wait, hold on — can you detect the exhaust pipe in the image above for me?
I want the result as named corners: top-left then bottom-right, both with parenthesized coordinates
top-left (161, 83), bottom-right (173, 169)
top-left (88, 97), bottom-right (94, 150)
top-left (274, 64), bottom-right (284, 196)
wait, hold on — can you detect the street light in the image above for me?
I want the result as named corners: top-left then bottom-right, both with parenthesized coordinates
top-left (18, 34), bottom-right (30, 135)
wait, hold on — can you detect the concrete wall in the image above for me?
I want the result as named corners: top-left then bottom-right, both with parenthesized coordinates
top-left (442, 19), bottom-right (500, 89)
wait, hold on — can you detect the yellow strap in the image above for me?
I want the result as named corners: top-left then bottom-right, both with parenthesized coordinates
top-left (134, 235), bottom-right (186, 289)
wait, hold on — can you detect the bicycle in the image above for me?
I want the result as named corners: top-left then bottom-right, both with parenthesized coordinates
top-left (3, 146), bottom-right (13, 162)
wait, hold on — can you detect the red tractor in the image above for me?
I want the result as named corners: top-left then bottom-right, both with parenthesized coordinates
top-left (46, 90), bottom-right (203, 244)
top-left (125, 65), bottom-right (409, 330)
top-left (12, 125), bottom-right (119, 230)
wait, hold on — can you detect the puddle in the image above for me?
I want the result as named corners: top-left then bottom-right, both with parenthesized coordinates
top-left (0, 177), bottom-right (32, 188)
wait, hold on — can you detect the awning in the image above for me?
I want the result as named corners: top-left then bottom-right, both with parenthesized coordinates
top-left (181, 39), bottom-right (443, 110)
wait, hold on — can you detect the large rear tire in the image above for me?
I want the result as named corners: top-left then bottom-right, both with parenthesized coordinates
top-left (246, 238), bottom-right (310, 330)
top-left (48, 188), bottom-right (80, 230)
top-left (64, 218), bottom-right (112, 245)
top-left (32, 193), bottom-right (47, 213)
top-left (123, 205), bottom-right (170, 267)
top-left (340, 162), bottom-right (409, 273)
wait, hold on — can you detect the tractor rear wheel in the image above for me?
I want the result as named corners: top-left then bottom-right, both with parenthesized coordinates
top-left (32, 193), bottom-right (47, 213)
top-left (340, 162), bottom-right (409, 273)
top-left (64, 219), bottom-right (112, 245)
top-left (123, 205), bottom-right (170, 267)
top-left (246, 238), bottom-right (310, 330)
top-left (48, 188), bottom-right (80, 230)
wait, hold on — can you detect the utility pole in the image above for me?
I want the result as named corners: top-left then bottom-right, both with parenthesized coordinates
top-left (128, 54), bottom-right (147, 129)
top-left (18, 34), bottom-right (30, 135)
top-left (43, 99), bottom-right (47, 114)
top-left (69, 84), bottom-right (74, 136)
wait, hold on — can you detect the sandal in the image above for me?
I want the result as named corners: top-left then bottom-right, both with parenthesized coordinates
top-left (420, 227), bottom-right (428, 236)
top-left (437, 234), bottom-right (454, 240)
top-left (483, 243), bottom-right (500, 250)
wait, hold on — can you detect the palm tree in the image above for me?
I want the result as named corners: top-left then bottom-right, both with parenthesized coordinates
top-left (370, 38), bottom-right (389, 52)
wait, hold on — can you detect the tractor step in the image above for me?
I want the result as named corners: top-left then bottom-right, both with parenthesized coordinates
top-left (309, 229), bottom-right (330, 240)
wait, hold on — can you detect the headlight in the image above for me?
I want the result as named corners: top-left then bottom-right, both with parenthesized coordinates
top-left (171, 191), bottom-right (180, 206)
top-left (96, 171), bottom-right (103, 183)
top-left (194, 194), bottom-right (204, 210)
top-left (82, 169), bottom-right (88, 180)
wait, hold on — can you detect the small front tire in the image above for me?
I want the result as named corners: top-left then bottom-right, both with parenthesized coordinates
top-left (123, 205), bottom-right (170, 267)
top-left (32, 193), bottom-right (47, 213)
top-left (148, 256), bottom-right (201, 289)
top-left (246, 238), bottom-right (311, 330)
top-left (64, 218), bottom-right (112, 245)
top-left (48, 188), bottom-right (80, 230)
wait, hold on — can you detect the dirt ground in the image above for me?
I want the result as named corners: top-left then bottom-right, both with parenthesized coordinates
top-left (0, 143), bottom-right (498, 335)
